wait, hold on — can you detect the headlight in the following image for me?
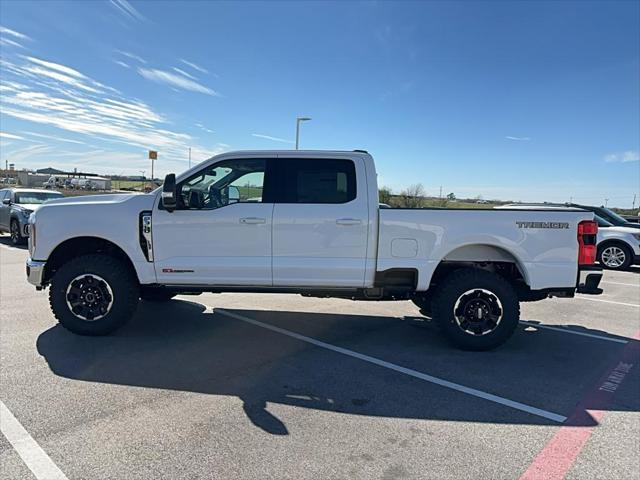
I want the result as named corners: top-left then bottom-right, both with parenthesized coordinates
top-left (633, 233), bottom-right (640, 241)
top-left (21, 209), bottom-right (33, 218)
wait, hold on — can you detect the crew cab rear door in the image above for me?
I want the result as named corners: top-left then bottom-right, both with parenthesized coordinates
top-left (271, 155), bottom-right (369, 287)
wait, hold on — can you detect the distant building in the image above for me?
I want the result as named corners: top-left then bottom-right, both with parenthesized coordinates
top-left (16, 172), bottom-right (51, 187)
top-left (35, 167), bottom-right (65, 175)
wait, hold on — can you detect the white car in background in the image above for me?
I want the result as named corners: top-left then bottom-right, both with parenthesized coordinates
top-left (496, 204), bottom-right (640, 271)
top-left (594, 215), bottom-right (640, 270)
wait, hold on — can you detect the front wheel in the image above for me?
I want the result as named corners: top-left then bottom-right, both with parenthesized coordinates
top-left (49, 254), bottom-right (139, 335)
top-left (10, 219), bottom-right (24, 245)
top-left (598, 244), bottom-right (632, 270)
top-left (431, 268), bottom-right (520, 351)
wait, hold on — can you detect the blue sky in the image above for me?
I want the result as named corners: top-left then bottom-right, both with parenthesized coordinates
top-left (1, 0), bottom-right (638, 207)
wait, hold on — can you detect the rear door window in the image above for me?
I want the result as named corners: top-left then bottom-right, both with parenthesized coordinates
top-left (277, 159), bottom-right (356, 204)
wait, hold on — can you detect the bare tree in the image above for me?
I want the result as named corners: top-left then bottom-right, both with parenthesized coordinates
top-left (398, 183), bottom-right (426, 208)
top-left (378, 186), bottom-right (392, 205)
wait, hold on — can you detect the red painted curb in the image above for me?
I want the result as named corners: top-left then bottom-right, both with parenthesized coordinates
top-left (519, 331), bottom-right (640, 480)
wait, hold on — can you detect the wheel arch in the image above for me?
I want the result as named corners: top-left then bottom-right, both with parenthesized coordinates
top-left (427, 243), bottom-right (530, 290)
top-left (43, 236), bottom-right (138, 285)
top-left (597, 238), bottom-right (633, 253)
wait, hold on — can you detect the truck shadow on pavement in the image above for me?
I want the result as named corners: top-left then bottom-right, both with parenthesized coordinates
top-left (36, 299), bottom-right (640, 435)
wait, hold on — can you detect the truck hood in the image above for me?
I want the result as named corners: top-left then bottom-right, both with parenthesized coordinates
top-left (43, 193), bottom-right (145, 206)
top-left (35, 193), bottom-right (157, 217)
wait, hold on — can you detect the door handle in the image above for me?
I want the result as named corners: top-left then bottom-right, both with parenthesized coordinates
top-left (336, 218), bottom-right (362, 226)
top-left (239, 217), bottom-right (266, 224)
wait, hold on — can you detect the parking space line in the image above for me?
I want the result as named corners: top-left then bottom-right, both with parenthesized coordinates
top-left (519, 321), bottom-right (628, 344)
top-left (0, 400), bottom-right (69, 480)
top-left (601, 280), bottom-right (640, 287)
top-left (216, 308), bottom-right (567, 423)
top-left (574, 296), bottom-right (640, 308)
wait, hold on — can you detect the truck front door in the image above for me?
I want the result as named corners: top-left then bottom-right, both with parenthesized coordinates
top-left (271, 156), bottom-right (369, 287)
top-left (152, 157), bottom-right (275, 286)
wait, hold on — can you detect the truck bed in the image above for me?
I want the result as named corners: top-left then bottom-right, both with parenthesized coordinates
top-left (377, 208), bottom-right (594, 290)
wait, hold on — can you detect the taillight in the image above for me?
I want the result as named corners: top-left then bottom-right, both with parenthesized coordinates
top-left (578, 220), bottom-right (597, 265)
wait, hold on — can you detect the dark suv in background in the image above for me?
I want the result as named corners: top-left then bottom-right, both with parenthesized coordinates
top-left (0, 188), bottom-right (64, 245)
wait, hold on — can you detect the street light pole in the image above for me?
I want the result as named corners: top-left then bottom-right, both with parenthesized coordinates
top-left (295, 117), bottom-right (311, 150)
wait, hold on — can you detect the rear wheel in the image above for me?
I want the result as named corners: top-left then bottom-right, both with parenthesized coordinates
top-left (598, 243), bottom-right (632, 270)
top-left (431, 268), bottom-right (520, 351)
top-left (49, 254), bottom-right (139, 335)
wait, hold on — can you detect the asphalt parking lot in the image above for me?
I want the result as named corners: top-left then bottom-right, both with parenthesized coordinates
top-left (1, 235), bottom-right (639, 480)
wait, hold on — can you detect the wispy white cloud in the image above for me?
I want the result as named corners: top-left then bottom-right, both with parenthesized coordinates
top-left (0, 37), bottom-right (26, 49)
top-left (179, 59), bottom-right (208, 74)
top-left (604, 150), bottom-right (639, 163)
top-left (22, 131), bottom-right (85, 144)
top-left (251, 133), bottom-right (294, 144)
top-left (173, 67), bottom-right (197, 80)
top-left (5, 144), bottom-right (54, 163)
top-left (115, 50), bottom-right (146, 64)
top-left (110, 0), bottom-right (146, 22)
top-left (195, 123), bottom-right (214, 134)
top-left (114, 60), bottom-right (130, 69)
top-left (137, 68), bottom-right (218, 96)
top-left (505, 136), bottom-right (531, 141)
top-left (0, 53), bottom-right (221, 175)
top-left (0, 132), bottom-right (25, 140)
top-left (2, 56), bottom-right (117, 96)
top-left (25, 56), bottom-right (85, 79)
top-left (0, 26), bottom-right (31, 41)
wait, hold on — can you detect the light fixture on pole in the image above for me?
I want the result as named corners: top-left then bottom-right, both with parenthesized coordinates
top-left (148, 150), bottom-right (157, 191)
top-left (295, 117), bottom-right (311, 150)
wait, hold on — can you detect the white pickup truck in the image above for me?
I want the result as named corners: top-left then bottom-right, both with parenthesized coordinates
top-left (26, 150), bottom-right (603, 350)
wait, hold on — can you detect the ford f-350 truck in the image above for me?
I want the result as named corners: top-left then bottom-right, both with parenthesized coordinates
top-left (26, 150), bottom-right (603, 350)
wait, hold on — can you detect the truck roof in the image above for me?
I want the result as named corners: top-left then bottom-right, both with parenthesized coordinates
top-left (2, 187), bottom-right (63, 194)
top-left (207, 149), bottom-right (371, 157)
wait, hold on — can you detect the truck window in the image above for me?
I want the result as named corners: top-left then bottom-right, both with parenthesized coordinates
top-left (177, 159), bottom-right (266, 210)
top-left (280, 159), bottom-right (356, 204)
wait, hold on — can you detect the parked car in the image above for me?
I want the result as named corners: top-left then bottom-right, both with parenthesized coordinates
top-left (593, 215), bottom-right (640, 270)
top-left (26, 150), bottom-right (603, 350)
top-left (497, 203), bottom-right (640, 270)
top-left (567, 203), bottom-right (640, 230)
top-left (0, 188), bottom-right (64, 245)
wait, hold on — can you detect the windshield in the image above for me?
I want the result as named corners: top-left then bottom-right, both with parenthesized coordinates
top-left (14, 192), bottom-right (64, 204)
top-left (594, 214), bottom-right (613, 228)
top-left (600, 207), bottom-right (630, 225)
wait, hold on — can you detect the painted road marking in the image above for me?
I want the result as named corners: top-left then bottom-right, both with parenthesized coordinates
top-left (216, 308), bottom-right (567, 423)
top-left (575, 296), bottom-right (640, 308)
top-left (0, 400), bottom-right (69, 480)
top-left (519, 331), bottom-right (640, 480)
top-left (519, 321), bottom-right (628, 344)
top-left (601, 280), bottom-right (640, 287)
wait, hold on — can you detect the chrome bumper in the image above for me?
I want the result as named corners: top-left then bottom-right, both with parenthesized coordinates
top-left (577, 266), bottom-right (603, 295)
top-left (26, 259), bottom-right (46, 288)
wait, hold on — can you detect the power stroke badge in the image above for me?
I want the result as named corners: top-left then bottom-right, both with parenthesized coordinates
top-left (516, 221), bottom-right (570, 229)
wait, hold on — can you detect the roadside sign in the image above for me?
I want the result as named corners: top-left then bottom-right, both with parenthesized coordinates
top-left (148, 150), bottom-right (158, 160)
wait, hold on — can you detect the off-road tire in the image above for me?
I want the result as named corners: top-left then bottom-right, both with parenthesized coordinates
top-left (49, 254), bottom-right (139, 335)
top-left (431, 268), bottom-right (520, 351)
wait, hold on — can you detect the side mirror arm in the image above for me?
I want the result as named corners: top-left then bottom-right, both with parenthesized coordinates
top-left (161, 173), bottom-right (177, 212)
